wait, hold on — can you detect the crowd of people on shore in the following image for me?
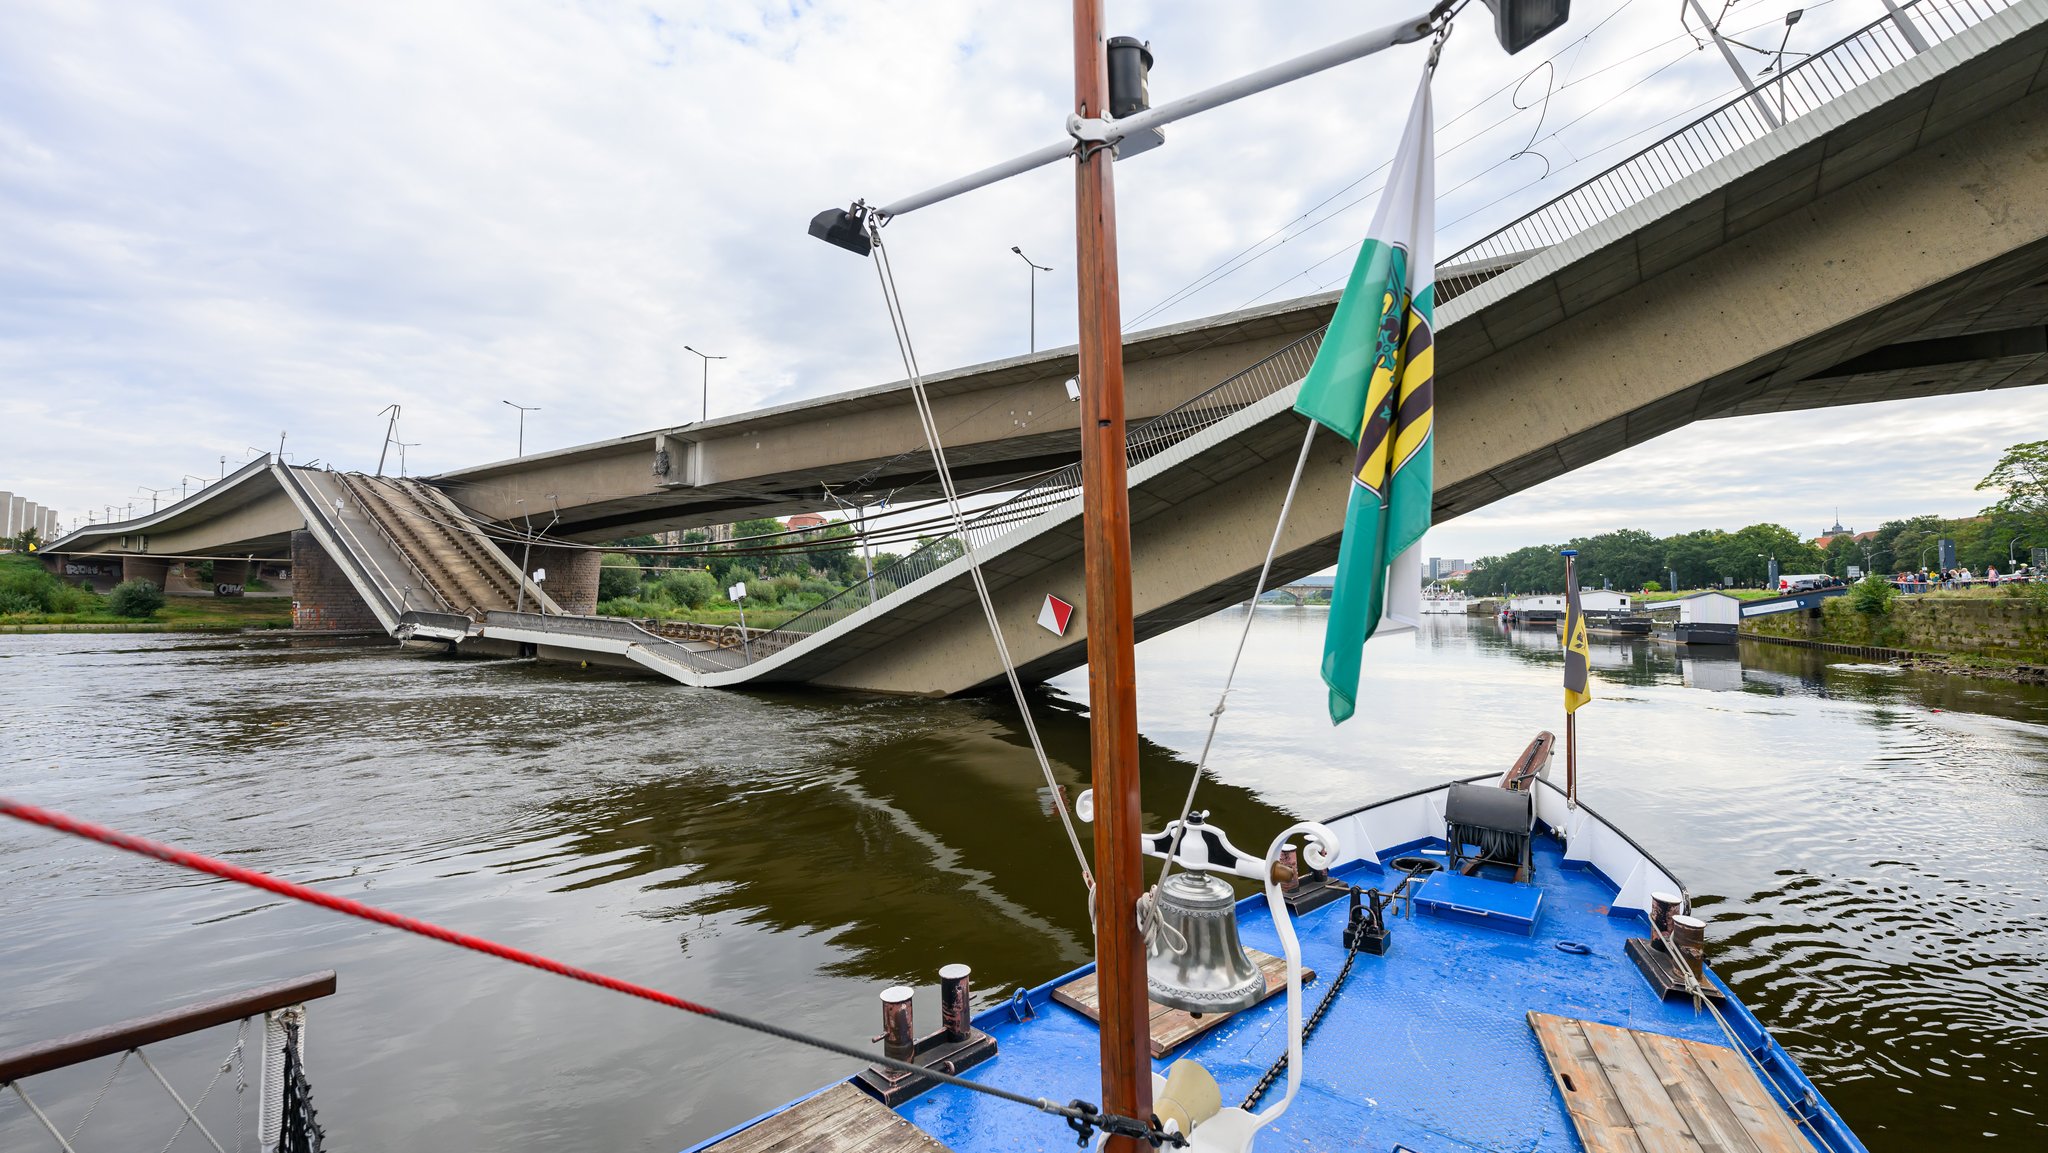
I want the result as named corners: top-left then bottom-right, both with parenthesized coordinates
top-left (1890, 564), bottom-right (2040, 591)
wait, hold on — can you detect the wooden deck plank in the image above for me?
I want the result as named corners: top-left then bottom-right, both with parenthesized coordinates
top-left (1632, 1030), bottom-right (1766, 1153)
top-left (1686, 1044), bottom-right (1812, 1153)
top-left (1581, 1023), bottom-right (1701, 1153)
top-left (1527, 1013), bottom-right (1643, 1153)
top-left (1052, 949), bottom-right (1311, 1058)
top-left (1528, 1013), bottom-right (1814, 1153)
top-left (703, 1083), bottom-right (953, 1153)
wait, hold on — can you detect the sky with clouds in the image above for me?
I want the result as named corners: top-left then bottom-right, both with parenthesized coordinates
top-left (2, 0), bottom-right (2042, 557)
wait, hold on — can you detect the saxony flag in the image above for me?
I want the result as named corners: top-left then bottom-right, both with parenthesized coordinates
top-left (1293, 72), bottom-right (1436, 725)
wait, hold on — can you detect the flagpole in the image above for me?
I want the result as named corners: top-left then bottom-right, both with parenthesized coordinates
top-left (1563, 550), bottom-right (1578, 809)
top-left (1070, 3), bottom-right (1150, 1148)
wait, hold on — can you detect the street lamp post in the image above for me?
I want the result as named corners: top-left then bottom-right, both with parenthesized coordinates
top-left (684, 346), bottom-right (727, 424)
top-left (1011, 247), bottom-right (1053, 352)
top-left (502, 400), bottom-right (540, 457)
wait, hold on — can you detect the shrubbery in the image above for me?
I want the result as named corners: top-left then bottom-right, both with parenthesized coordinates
top-left (1849, 574), bottom-right (1895, 615)
top-left (0, 560), bottom-right (100, 616)
top-left (597, 553), bottom-right (643, 601)
top-left (108, 579), bottom-right (166, 618)
top-left (653, 569), bottom-right (718, 609)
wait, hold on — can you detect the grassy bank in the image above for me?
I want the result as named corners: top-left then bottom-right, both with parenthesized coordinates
top-left (1, 596), bottom-right (292, 633)
top-left (1, 554), bottom-right (292, 633)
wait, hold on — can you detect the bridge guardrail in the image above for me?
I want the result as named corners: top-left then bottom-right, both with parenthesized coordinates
top-left (1436, 0), bottom-right (2018, 302)
top-left (483, 609), bottom-right (729, 673)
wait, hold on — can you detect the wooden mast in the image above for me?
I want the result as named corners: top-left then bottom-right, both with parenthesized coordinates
top-left (1070, 1), bottom-right (1150, 1148)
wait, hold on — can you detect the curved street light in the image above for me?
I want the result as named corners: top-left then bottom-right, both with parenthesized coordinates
top-left (1011, 247), bottom-right (1053, 353)
top-left (684, 346), bottom-right (727, 424)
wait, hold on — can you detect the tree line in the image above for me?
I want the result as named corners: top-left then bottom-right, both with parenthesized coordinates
top-left (1451, 440), bottom-right (2048, 595)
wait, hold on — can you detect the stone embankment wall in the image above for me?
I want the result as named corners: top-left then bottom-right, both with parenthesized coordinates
top-left (1743, 593), bottom-right (2048, 662)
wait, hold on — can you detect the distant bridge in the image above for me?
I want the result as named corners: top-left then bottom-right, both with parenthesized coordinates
top-left (43, 0), bottom-right (2048, 693)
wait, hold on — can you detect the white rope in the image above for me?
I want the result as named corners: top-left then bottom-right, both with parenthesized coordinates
top-left (866, 226), bottom-right (1095, 896)
top-left (7, 1082), bottom-right (83, 1153)
top-left (137, 1047), bottom-right (230, 1153)
top-left (1145, 419), bottom-right (1319, 923)
top-left (65, 1048), bottom-right (127, 1146)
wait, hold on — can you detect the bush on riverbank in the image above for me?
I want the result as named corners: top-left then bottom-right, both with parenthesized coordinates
top-left (108, 579), bottom-right (166, 618)
top-left (1849, 575), bottom-right (1894, 615)
top-left (0, 555), bottom-right (100, 616)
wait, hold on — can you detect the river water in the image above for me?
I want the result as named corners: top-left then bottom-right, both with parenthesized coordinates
top-left (2, 613), bottom-right (2045, 1151)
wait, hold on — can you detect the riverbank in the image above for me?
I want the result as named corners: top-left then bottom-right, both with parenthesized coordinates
top-left (1742, 585), bottom-right (2048, 676)
top-left (0, 596), bottom-right (293, 634)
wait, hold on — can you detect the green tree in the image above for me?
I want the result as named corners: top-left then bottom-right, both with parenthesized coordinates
top-left (653, 569), bottom-right (717, 608)
top-left (1848, 574), bottom-right (1894, 615)
top-left (597, 553), bottom-right (644, 601)
top-left (108, 578), bottom-right (165, 618)
top-left (1977, 439), bottom-right (2048, 521)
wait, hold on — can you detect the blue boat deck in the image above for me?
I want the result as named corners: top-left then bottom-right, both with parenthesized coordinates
top-left (873, 832), bottom-right (1857, 1153)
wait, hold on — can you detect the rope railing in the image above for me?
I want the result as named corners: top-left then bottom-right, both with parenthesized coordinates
top-left (1435, 0), bottom-right (2017, 301)
top-left (0, 972), bottom-right (336, 1153)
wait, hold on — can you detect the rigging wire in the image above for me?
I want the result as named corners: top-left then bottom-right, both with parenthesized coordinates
top-left (867, 222), bottom-right (1096, 898)
top-left (0, 798), bottom-right (1179, 1149)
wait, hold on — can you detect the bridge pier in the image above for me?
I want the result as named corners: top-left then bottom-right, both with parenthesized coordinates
top-left (289, 531), bottom-right (381, 632)
top-left (211, 558), bottom-right (249, 596)
top-left (120, 557), bottom-right (170, 590)
top-left (524, 545), bottom-right (598, 615)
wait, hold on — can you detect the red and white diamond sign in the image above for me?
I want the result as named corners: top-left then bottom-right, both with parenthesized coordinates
top-left (1037, 593), bottom-right (1075, 636)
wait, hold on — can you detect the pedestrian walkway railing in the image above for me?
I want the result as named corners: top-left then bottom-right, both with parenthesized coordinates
top-left (1436, 0), bottom-right (2019, 302)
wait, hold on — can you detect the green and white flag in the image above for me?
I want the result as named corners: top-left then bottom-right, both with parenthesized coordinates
top-left (1292, 72), bottom-right (1436, 725)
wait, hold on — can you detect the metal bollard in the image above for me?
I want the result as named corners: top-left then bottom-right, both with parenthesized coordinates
top-left (1278, 844), bottom-right (1300, 893)
top-left (880, 985), bottom-right (915, 1062)
top-left (1649, 891), bottom-right (1682, 946)
top-left (1669, 915), bottom-right (1707, 982)
top-left (939, 964), bottom-right (972, 1042)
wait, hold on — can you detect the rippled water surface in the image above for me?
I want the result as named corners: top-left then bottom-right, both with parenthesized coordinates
top-left (3, 615), bottom-right (2045, 1151)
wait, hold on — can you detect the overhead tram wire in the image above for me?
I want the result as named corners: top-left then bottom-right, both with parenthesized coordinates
top-left (1233, 77), bottom-right (1749, 311)
top-left (1120, 0), bottom-right (1652, 331)
top-left (1121, 0), bottom-right (1839, 331)
top-left (0, 798), bottom-right (1179, 1150)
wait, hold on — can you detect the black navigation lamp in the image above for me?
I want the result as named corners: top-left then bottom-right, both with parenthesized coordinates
top-left (1479, 0), bottom-right (1572, 55)
top-left (808, 204), bottom-right (872, 256)
top-left (1106, 37), bottom-right (1152, 118)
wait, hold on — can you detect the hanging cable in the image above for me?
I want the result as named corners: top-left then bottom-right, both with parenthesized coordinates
top-left (1144, 420), bottom-right (1318, 924)
top-left (864, 222), bottom-right (1095, 899)
top-left (0, 798), bottom-right (1182, 1148)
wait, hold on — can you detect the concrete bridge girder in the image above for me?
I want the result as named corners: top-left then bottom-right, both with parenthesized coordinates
top-left (431, 310), bottom-right (1328, 541)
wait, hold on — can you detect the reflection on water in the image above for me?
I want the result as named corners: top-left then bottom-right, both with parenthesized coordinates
top-left (3, 616), bottom-right (2046, 1151)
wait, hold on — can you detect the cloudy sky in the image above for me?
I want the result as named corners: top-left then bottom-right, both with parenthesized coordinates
top-left (2, 0), bottom-right (2041, 557)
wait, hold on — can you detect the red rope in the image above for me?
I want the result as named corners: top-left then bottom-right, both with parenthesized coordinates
top-left (0, 796), bottom-right (718, 1016)
top-left (1, 794), bottom-right (1179, 1141)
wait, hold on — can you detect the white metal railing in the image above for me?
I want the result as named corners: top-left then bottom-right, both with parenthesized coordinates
top-left (1436, 0), bottom-right (2018, 300)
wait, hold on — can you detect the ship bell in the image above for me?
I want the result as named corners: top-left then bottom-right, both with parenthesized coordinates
top-left (1146, 870), bottom-right (1264, 1016)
